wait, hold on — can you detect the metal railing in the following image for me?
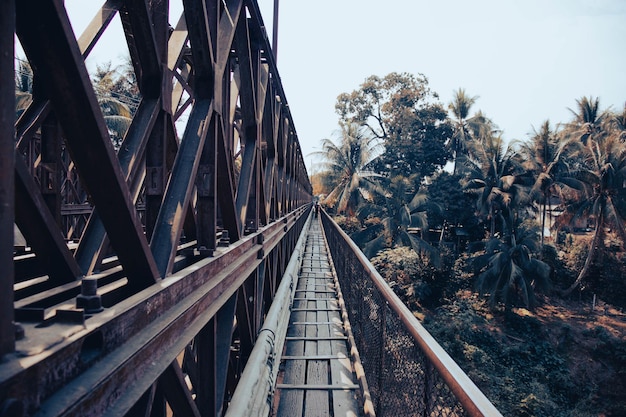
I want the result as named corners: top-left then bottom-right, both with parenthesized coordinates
top-left (224, 211), bottom-right (312, 417)
top-left (320, 210), bottom-right (503, 417)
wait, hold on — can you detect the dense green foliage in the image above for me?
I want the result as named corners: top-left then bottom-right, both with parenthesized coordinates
top-left (323, 72), bottom-right (625, 305)
top-left (335, 72), bottom-right (452, 178)
top-left (320, 72), bottom-right (626, 415)
top-left (352, 175), bottom-right (437, 259)
top-left (423, 294), bottom-right (626, 417)
top-left (424, 172), bottom-right (483, 240)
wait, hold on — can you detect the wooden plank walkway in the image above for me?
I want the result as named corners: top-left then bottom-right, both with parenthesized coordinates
top-left (274, 218), bottom-right (361, 417)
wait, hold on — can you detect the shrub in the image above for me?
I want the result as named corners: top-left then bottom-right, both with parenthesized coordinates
top-left (422, 293), bottom-right (618, 417)
top-left (333, 215), bottom-right (363, 235)
top-left (371, 246), bottom-right (455, 309)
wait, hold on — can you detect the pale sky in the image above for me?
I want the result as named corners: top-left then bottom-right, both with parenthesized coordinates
top-left (57, 1), bottom-right (626, 172)
top-left (265, 0), bottom-right (626, 170)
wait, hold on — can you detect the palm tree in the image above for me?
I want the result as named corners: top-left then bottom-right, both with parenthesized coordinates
top-left (92, 62), bottom-right (137, 150)
top-left (474, 220), bottom-right (551, 310)
top-left (465, 133), bottom-right (530, 239)
top-left (352, 175), bottom-right (439, 262)
top-left (520, 121), bottom-right (582, 246)
top-left (560, 134), bottom-right (626, 295)
top-left (319, 122), bottom-right (382, 215)
top-left (608, 103), bottom-right (626, 142)
top-left (448, 88), bottom-right (478, 175)
top-left (565, 96), bottom-right (610, 145)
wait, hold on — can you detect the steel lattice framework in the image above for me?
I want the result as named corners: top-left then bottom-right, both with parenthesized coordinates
top-left (1, 0), bottom-right (312, 415)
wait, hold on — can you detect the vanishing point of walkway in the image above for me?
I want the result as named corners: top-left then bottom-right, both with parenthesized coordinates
top-left (274, 217), bottom-right (363, 417)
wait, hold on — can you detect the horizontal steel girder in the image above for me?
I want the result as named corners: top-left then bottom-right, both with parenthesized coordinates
top-left (1, 207), bottom-right (308, 416)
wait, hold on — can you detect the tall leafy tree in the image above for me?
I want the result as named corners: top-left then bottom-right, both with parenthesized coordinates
top-left (608, 103), bottom-right (626, 142)
top-left (99, 97), bottom-right (132, 150)
top-left (560, 133), bottom-right (626, 295)
top-left (319, 123), bottom-right (382, 215)
top-left (464, 126), bottom-right (549, 309)
top-left (92, 60), bottom-right (140, 110)
top-left (335, 72), bottom-right (452, 179)
top-left (426, 171), bottom-right (482, 241)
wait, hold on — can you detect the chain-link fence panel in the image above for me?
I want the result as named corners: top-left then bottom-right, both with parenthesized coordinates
top-left (321, 212), bottom-right (502, 417)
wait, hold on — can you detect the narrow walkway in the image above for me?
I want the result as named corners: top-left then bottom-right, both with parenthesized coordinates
top-left (274, 217), bottom-right (361, 417)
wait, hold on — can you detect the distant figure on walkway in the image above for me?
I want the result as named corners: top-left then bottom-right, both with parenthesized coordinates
top-left (314, 202), bottom-right (320, 218)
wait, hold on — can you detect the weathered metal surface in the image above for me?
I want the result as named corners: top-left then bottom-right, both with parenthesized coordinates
top-left (14, 155), bottom-right (82, 283)
top-left (0, 0), bottom-right (16, 358)
top-left (3, 0), bottom-right (311, 415)
top-left (16, 0), bottom-right (161, 288)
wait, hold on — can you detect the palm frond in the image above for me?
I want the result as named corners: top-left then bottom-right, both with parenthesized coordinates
top-left (405, 232), bottom-right (440, 268)
top-left (362, 234), bottom-right (388, 258)
top-left (604, 197), bottom-right (626, 246)
top-left (99, 97), bottom-right (132, 118)
top-left (526, 258), bottom-right (551, 292)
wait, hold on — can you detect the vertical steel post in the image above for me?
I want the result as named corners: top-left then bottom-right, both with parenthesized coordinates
top-left (0, 0), bottom-right (15, 356)
top-left (40, 114), bottom-right (62, 228)
top-left (196, 114), bottom-right (217, 255)
top-left (272, 0), bottom-right (279, 61)
top-left (145, 113), bottom-right (167, 240)
top-left (196, 293), bottom-right (237, 416)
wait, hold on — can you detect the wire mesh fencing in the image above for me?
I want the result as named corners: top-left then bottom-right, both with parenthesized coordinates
top-left (320, 212), bottom-right (502, 417)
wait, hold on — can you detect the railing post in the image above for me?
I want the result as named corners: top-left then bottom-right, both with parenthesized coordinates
top-left (377, 298), bottom-right (387, 416)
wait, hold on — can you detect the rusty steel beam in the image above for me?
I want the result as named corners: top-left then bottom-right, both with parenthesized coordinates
top-left (149, 99), bottom-right (213, 276)
top-left (75, 98), bottom-right (160, 275)
top-left (14, 155), bottom-right (82, 283)
top-left (5, 0), bottom-right (313, 415)
top-left (78, 0), bottom-right (122, 58)
top-left (182, 0), bottom-right (216, 98)
top-left (40, 114), bottom-right (62, 227)
top-left (193, 293), bottom-right (237, 416)
top-left (16, 0), bottom-right (160, 287)
top-left (272, 0), bottom-right (279, 61)
top-left (216, 111), bottom-right (242, 240)
top-left (196, 114), bottom-right (219, 254)
top-left (158, 362), bottom-right (201, 417)
top-left (122, 0), bottom-right (168, 245)
top-left (234, 24), bottom-right (261, 233)
top-left (0, 0), bottom-right (15, 357)
top-left (1, 208), bottom-right (308, 415)
top-left (120, 0), bottom-right (162, 98)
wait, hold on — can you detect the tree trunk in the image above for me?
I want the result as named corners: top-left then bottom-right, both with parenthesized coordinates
top-left (562, 207), bottom-right (603, 296)
top-left (541, 194), bottom-right (547, 247)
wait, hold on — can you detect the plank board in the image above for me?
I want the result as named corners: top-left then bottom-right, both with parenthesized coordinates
top-left (275, 220), bottom-right (362, 417)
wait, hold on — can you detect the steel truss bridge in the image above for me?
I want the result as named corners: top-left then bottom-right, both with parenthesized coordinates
top-left (0, 1), bottom-right (502, 416)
